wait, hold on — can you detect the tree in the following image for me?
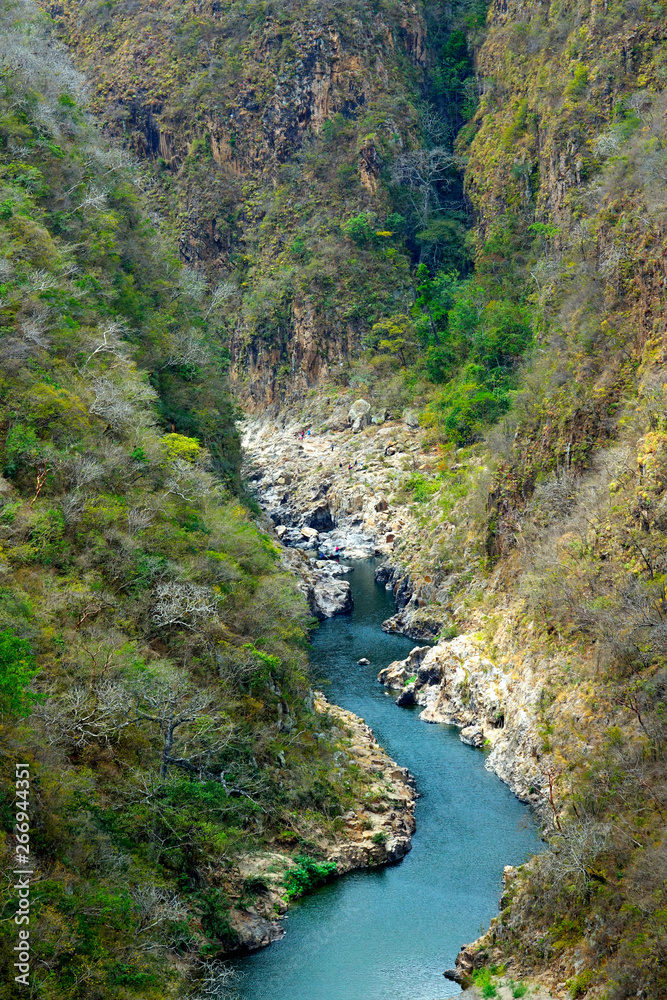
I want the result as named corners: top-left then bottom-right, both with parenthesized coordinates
top-left (131, 678), bottom-right (243, 791)
top-left (151, 582), bottom-right (221, 631)
top-left (0, 630), bottom-right (41, 717)
top-left (543, 818), bottom-right (610, 888)
top-left (391, 148), bottom-right (458, 228)
top-left (368, 314), bottom-right (417, 367)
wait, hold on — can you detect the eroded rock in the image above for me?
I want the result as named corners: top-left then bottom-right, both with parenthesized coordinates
top-left (348, 398), bottom-right (371, 432)
top-left (378, 634), bottom-right (546, 809)
top-left (312, 577), bottom-right (353, 619)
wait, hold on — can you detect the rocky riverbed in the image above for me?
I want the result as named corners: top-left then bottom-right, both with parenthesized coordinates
top-left (242, 400), bottom-right (565, 992)
top-left (243, 403), bottom-right (550, 821)
top-left (242, 403), bottom-right (451, 639)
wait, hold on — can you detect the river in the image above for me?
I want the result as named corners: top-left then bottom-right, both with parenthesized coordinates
top-left (233, 559), bottom-right (541, 1000)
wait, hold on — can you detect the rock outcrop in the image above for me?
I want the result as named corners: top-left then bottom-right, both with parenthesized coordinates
top-left (379, 636), bottom-right (548, 816)
top-left (242, 411), bottom-right (428, 563)
top-left (281, 550), bottom-right (354, 619)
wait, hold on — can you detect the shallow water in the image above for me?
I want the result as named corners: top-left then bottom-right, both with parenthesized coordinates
top-left (234, 560), bottom-right (541, 1000)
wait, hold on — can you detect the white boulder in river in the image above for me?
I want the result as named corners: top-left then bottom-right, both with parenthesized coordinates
top-left (348, 398), bottom-right (371, 432)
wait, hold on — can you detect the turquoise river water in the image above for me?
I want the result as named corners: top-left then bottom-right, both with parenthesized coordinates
top-left (233, 559), bottom-right (541, 1000)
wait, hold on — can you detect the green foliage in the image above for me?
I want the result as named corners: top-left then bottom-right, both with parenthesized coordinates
top-left (473, 969), bottom-right (498, 998)
top-left (567, 969), bottom-right (595, 998)
top-left (283, 856), bottom-right (337, 901)
top-left (406, 473), bottom-right (439, 502)
top-left (0, 630), bottom-right (40, 717)
top-left (440, 625), bottom-right (459, 641)
top-left (0, 9), bottom-right (379, 998)
top-left (342, 212), bottom-right (382, 248)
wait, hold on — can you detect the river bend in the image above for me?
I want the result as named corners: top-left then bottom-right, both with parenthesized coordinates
top-left (234, 560), bottom-right (540, 1000)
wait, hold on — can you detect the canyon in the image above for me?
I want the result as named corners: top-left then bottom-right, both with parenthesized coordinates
top-left (1, 1), bottom-right (666, 999)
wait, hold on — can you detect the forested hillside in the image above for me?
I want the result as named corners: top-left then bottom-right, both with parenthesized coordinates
top-left (0, 5), bottom-right (389, 998)
top-left (41, 0), bottom-right (494, 408)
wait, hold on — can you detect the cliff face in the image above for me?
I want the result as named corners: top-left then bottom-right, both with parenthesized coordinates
top-left (43, 0), bottom-right (434, 406)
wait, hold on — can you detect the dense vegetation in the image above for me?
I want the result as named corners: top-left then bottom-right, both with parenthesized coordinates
top-left (41, 0), bottom-right (535, 425)
top-left (0, 5), bottom-right (378, 998)
top-left (385, 3), bottom-right (667, 998)
top-left (9, 0), bottom-right (667, 998)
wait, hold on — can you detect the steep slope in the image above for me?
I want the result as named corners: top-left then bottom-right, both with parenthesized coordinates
top-left (240, 3), bottom-right (667, 998)
top-left (39, 0), bottom-right (423, 405)
top-left (0, 6), bottom-right (416, 1000)
top-left (38, 0), bottom-right (491, 407)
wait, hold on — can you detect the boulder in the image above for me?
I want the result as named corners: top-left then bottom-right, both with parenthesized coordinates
top-left (348, 398), bottom-right (371, 432)
top-left (275, 525), bottom-right (287, 537)
top-left (402, 408), bottom-right (420, 429)
top-left (301, 526), bottom-right (319, 541)
top-left (396, 683), bottom-right (416, 707)
top-left (228, 909), bottom-right (285, 951)
top-left (460, 725), bottom-right (486, 748)
top-left (381, 605), bottom-right (443, 641)
top-left (357, 657), bottom-right (370, 665)
top-left (311, 579), bottom-right (353, 619)
top-left (378, 646), bottom-right (430, 689)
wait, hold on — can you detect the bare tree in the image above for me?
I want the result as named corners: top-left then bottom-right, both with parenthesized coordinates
top-left (529, 469), bottom-right (580, 525)
top-left (88, 369), bottom-right (157, 430)
top-left (391, 148), bottom-right (458, 227)
top-left (190, 960), bottom-right (241, 999)
top-left (66, 454), bottom-right (104, 489)
top-left (151, 581), bottom-right (221, 630)
top-left (73, 183), bottom-right (108, 214)
top-left (127, 507), bottom-right (154, 534)
top-left (542, 817), bottom-right (610, 887)
top-left (131, 679), bottom-right (237, 783)
top-left (82, 321), bottom-right (129, 369)
top-left (580, 579), bottom-right (667, 669)
top-left (35, 681), bottom-right (134, 749)
top-left (177, 268), bottom-right (208, 302)
top-left (206, 279), bottom-right (236, 317)
top-left (163, 329), bottom-right (210, 369)
top-left (131, 884), bottom-right (189, 941)
top-left (164, 459), bottom-right (220, 504)
top-left (61, 490), bottom-right (87, 525)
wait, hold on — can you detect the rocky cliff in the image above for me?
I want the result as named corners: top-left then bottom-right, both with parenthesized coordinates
top-left (40, 0), bottom-right (438, 405)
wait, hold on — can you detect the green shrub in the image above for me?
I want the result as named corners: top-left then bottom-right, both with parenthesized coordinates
top-left (473, 969), bottom-right (498, 997)
top-left (342, 212), bottom-right (380, 248)
top-left (283, 856), bottom-right (337, 901)
top-left (568, 970), bottom-right (595, 998)
top-left (406, 473), bottom-right (439, 502)
top-left (0, 630), bottom-right (41, 716)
